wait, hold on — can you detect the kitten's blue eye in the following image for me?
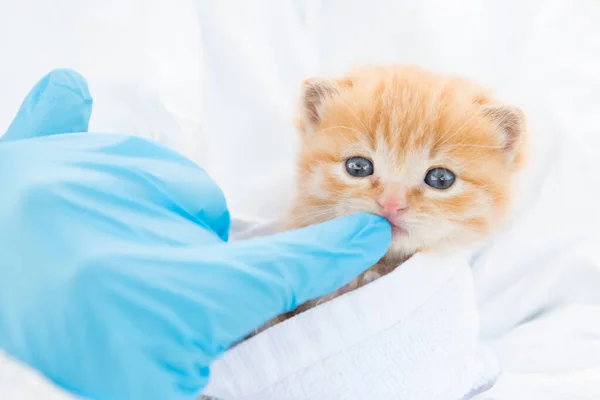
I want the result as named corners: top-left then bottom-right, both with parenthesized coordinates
top-left (345, 156), bottom-right (374, 177)
top-left (424, 168), bottom-right (456, 190)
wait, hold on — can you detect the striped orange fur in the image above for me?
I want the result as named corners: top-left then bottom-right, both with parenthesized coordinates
top-left (256, 65), bottom-right (527, 334)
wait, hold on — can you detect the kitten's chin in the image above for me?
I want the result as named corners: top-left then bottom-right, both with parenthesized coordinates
top-left (385, 238), bottom-right (416, 264)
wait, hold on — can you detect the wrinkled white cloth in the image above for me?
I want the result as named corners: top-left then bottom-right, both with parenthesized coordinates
top-left (202, 223), bottom-right (498, 400)
top-left (0, 351), bottom-right (82, 400)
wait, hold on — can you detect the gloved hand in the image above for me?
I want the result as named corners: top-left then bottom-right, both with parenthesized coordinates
top-left (0, 70), bottom-right (391, 400)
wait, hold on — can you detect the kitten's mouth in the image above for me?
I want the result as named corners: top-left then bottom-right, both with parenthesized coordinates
top-left (387, 220), bottom-right (408, 235)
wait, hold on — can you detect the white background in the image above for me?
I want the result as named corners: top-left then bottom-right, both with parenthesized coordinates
top-left (2, 0), bottom-right (600, 398)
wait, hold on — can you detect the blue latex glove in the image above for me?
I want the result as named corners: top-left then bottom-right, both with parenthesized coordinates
top-left (0, 70), bottom-right (391, 400)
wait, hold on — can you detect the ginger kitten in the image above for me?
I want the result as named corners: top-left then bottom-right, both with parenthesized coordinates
top-left (255, 65), bottom-right (526, 334)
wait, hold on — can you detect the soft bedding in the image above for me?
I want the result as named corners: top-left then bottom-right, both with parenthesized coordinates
top-left (201, 222), bottom-right (498, 400)
top-left (1, 0), bottom-right (600, 398)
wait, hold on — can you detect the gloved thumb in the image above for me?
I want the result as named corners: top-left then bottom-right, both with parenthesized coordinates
top-left (2, 69), bottom-right (93, 141)
top-left (201, 213), bottom-right (391, 346)
top-left (234, 213), bottom-right (391, 309)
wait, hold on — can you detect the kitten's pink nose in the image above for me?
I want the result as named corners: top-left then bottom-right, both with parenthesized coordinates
top-left (377, 195), bottom-right (408, 218)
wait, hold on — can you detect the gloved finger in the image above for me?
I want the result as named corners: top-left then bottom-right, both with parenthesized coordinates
top-left (191, 213), bottom-right (392, 347)
top-left (228, 213), bottom-right (392, 306)
top-left (2, 69), bottom-right (93, 142)
top-left (65, 213), bottom-right (389, 376)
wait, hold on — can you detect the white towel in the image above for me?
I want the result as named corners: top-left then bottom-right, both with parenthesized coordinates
top-left (0, 350), bottom-right (82, 400)
top-left (201, 221), bottom-right (500, 400)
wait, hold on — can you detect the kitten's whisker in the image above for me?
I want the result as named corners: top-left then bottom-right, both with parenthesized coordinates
top-left (286, 208), bottom-right (339, 227)
top-left (336, 95), bottom-right (369, 133)
top-left (444, 143), bottom-right (504, 150)
top-left (433, 112), bottom-right (482, 148)
top-left (316, 125), bottom-right (367, 137)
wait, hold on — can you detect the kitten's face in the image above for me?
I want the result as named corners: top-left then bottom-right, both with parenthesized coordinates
top-left (287, 66), bottom-right (526, 260)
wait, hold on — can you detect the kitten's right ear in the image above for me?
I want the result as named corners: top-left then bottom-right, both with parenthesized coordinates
top-left (298, 77), bottom-right (352, 134)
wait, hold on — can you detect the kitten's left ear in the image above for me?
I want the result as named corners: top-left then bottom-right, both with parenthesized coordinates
top-left (482, 104), bottom-right (526, 161)
top-left (296, 77), bottom-right (353, 135)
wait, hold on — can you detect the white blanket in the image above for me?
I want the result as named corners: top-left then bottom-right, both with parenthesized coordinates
top-left (202, 224), bottom-right (497, 400)
top-left (1, 0), bottom-right (600, 399)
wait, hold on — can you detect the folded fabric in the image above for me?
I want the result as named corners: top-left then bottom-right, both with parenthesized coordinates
top-left (0, 350), bottom-right (81, 400)
top-left (202, 220), bottom-right (500, 400)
